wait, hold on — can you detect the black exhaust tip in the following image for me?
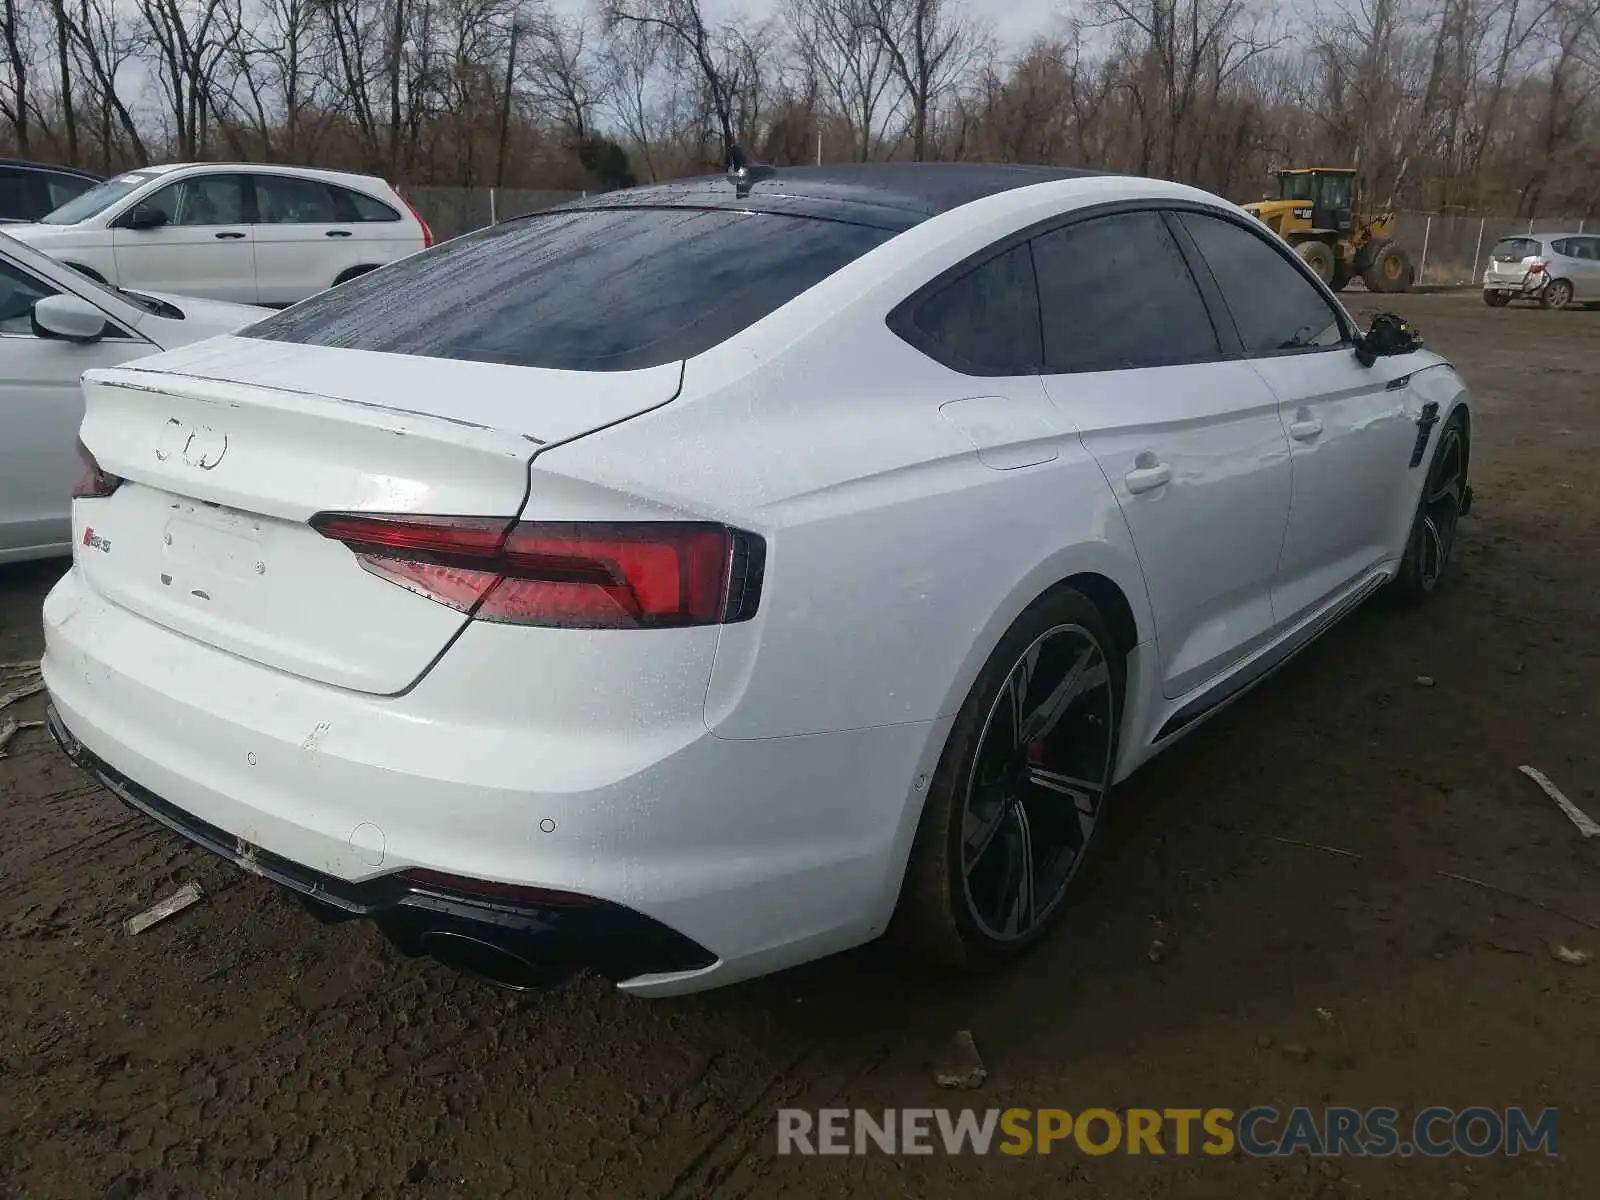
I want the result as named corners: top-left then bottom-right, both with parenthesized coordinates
top-left (417, 930), bottom-right (565, 992)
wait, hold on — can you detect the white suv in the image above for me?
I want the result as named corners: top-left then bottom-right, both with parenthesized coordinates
top-left (5, 163), bottom-right (432, 306)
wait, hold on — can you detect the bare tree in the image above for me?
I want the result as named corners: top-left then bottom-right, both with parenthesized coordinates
top-left (138, 0), bottom-right (244, 158)
top-left (0, 0), bottom-right (31, 154)
top-left (524, 8), bottom-right (606, 142)
top-left (604, 0), bottom-right (742, 162)
top-left (858, 0), bottom-right (985, 161)
top-left (787, 0), bottom-right (898, 160)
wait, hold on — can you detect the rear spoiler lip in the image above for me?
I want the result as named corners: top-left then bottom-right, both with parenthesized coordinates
top-left (92, 361), bottom-right (541, 442)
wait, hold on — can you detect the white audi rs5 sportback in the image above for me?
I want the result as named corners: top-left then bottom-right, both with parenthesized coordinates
top-left (42, 161), bottom-right (1473, 996)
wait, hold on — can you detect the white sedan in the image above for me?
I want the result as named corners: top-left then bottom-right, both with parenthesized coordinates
top-left (41, 164), bottom-right (1473, 996)
top-left (4, 162), bottom-right (431, 306)
top-left (0, 232), bottom-right (265, 563)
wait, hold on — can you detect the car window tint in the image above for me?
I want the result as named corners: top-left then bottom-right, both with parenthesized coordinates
top-left (46, 173), bottom-right (96, 210)
top-left (1032, 211), bottom-right (1219, 372)
top-left (1490, 238), bottom-right (1540, 262)
top-left (245, 207), bottom-right (897, 372)
top-left (0, 169), bottom-right (48, 220)
top-left (41, 171), bottom-right (156, 224)
top-left (902, 243), bottom-right (1041, 374)
top-left (1552, 238), bottom-right (1573, 257)
top-left (0, 257), bottom-right (58, 335)
top-left (1177, 211), bottom-right (1346, 355)
top-left (147, 175), bottom-right (248, 226)
top-left (255, 175), bottom-right (341, 224)
top-left (340, 188), bottom-right (400, 221)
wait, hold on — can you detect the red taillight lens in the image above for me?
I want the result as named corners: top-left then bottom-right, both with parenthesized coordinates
top-left (1528, 259), bottom-right (1546, 274)
top-left (393, 186), bottom-right (433, 248)
top-left (72, 437), bottom-right (122, 500)
top-left (309, 513), bottom-right (765, 628)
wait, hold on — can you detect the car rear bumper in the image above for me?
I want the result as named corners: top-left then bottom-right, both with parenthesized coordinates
top-left (47, 702), bottom-right (715, 987)
top-left (1482, 274), bottom-right (1546, 294)
top-left (42, 566), bottom-right (946, 995)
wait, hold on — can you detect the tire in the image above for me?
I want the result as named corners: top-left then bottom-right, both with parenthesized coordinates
top-left (1390, 413), bottom-right (1468, 604)
top-left (1295, 240), bottom-right (1336, 284)
top-left (1482, 290), bottom-right (1511, 308)
top-left (894, 585), bottom-right (1125, 969)
top-left (1539, 279), bottom-right (1574, 310)
top-left (332, 264), bottom-right (379, 287)
top-left (1362, 240), bottom-right (1411, 293)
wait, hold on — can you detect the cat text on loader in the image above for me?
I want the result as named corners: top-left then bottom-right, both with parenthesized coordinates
top-left (1241, 168), bottom-right (1413, 293)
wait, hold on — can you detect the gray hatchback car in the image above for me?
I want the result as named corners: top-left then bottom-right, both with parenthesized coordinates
top-left (1482, 232), bottom-right (1598, 309)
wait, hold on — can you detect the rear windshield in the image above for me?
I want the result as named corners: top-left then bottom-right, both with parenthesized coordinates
top-left (1490, 238), bottom-right (1540, 262)
top-left (244, 206), bottom-right (897, 372)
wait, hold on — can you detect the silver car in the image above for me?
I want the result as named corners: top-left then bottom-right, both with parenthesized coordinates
top-left (0, 231), bottom-right (265, 563)
top-left (1482, 231), bottom-right (1598, 309)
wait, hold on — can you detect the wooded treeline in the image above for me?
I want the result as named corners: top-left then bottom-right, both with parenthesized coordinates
top-left (0, 0), bottom-right (1595, 217)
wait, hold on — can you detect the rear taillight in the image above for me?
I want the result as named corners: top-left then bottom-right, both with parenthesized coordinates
top-left (393, 186), bottom-right (433, 248)
top-left (309, 513), bottom-right (765, 628)
top-left (73, 437), bottom-right (122, 500)
top-left (1528, 258), bottom-right (1546, 274)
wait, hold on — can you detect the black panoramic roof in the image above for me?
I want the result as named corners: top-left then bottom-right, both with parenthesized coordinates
top-left (0, 157), bottom-right (100, 180)
top-left (564, 162), bottom-right (1109, 231)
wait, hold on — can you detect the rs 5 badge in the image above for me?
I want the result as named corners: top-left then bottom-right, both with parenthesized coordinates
top-left (82, 527), bottom-right (111, 553)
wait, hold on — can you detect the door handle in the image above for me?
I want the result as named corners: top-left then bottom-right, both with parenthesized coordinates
top-left (1124, 461), bottom-right (1173, 494)
top-left (214, 231), bottom-right (245, 240)
top-left (1289, 419), bottom-right (1324, 441)
top-left (325, 229), bottom-right (353, 238)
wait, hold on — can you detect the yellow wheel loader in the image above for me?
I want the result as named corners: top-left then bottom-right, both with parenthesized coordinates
top-left (1241, 168), bottom-right (1413, 293)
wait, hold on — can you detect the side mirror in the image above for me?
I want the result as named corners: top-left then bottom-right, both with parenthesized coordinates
top-left (121, 204), bottom-right (167, 231)
top-left (31, 293), bottom-right (111, 344)
top-left (1354, 311), bottom-right (1422, 367)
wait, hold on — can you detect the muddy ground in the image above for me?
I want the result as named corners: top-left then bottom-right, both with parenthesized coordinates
top-left (2, 291), bottom-right (1597, 1200)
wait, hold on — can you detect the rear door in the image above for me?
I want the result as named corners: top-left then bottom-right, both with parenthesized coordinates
top-left (1175, 209), bottom-right (1424, 627)
top-left (248, 173), bottom-right (361, 304)
top-left (111, 173), bottom-right (257, 303)
top-left (1033, 208), bottom-right (1292, 699)
top-left (329, 182), bottom-right (421, 269)
top-left (1560, 237), bottom-right (1600, 300)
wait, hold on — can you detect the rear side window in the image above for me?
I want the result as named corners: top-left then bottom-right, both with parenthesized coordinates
top-left (1032, 211), bottom-right (1220, 373)
top-left (246, 207), bottom-right (895, 371)
top-left (339, 188), bottom-right (400, 221)
top-left (1491, 238), bottom-right (1540, 262)
top-left (254, 174), bottom-right (342, 224)
top-left (897, 243), bottom-right (1042, 375)
top-left (1177, 211), bottom-right (1346, 356)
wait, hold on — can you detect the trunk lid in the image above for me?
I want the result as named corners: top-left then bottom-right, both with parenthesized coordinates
top-left (75, 341), bottom-right (682, 694)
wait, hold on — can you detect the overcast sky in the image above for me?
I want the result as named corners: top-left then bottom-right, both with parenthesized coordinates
top-left (558, 0), bottom-right (1076, 52)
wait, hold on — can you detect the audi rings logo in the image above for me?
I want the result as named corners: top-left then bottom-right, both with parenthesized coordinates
top-left (154, 417), bottom-right (228, 470)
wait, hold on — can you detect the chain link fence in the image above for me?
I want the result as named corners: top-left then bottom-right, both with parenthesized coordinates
top-left (399, 187), bottom-right (1586, 290)
top-left (1393, 214), bottom-right (1587, 287)
top-left (397, 186), bottom-right (585, 242)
